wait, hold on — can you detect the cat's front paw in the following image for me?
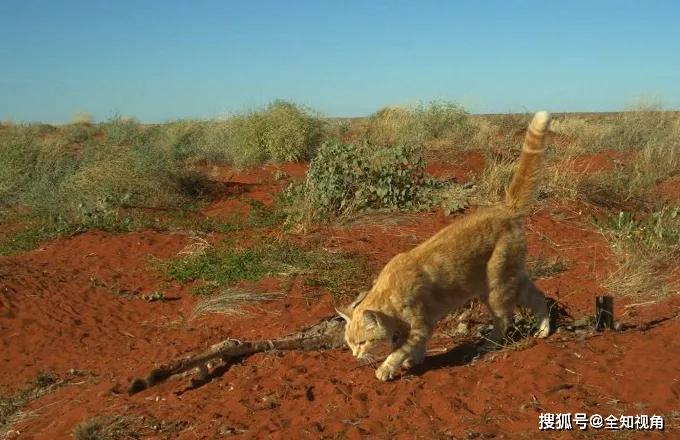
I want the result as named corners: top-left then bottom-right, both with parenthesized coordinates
top-left (375, 362), bottom-right (398, 381)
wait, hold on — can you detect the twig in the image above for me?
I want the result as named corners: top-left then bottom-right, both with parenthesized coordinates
top-left (128, 316), bottom-right (346, 395)
top-left (623, 301), bottom-right (658, 308)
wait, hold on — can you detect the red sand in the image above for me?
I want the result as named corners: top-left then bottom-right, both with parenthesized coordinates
top-left (426, 151), bottom-right (486, 183)
top-left (1, 161), bottom-right (678, 439)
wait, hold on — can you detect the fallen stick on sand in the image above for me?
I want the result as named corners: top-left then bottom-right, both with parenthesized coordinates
top-left (128, 316), bottom-right (346, 395)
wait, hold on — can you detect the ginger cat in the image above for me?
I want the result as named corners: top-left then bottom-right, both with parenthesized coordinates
top-left (337, 111), bottom-right (552, 381)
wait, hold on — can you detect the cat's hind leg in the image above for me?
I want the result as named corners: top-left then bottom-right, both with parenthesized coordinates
top-left (485, 240), bottom-right (522, 346)
top-left (518, 276), bottom-right (551, 338)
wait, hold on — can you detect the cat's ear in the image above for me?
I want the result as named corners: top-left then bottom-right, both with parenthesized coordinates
top-left (336, 306), bottom-right (352, 322)
top-left (349, 290), bottom-right (369, 309)
top-left (362, 309), bottom-right (387, 328)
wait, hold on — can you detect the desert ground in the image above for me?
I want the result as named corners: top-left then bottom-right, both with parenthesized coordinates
top-left (1, 103), bottom-right (678, 439)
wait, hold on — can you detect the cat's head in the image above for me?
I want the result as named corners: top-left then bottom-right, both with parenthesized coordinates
top-left (337, 306), bottom-right (403, 361)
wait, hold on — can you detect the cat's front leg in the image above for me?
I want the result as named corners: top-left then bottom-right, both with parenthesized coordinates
top-left (375, 326), bottom-right (430, 381)
top-left (403, 345), bottom-right (426, 369)
top-left (376, 352), bottom-right (406, 381)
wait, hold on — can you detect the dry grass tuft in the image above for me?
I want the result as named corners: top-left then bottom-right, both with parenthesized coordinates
top-left (469, 158), bottom-right (517, 206)
top-left (72, 416), bottom-right (139, 440)
top-left (597, 208), bottom-right (680, 297)
top-left (176, 234), bottom-right (212, 259)
top-left (190, 288), bottom-right (280, 319)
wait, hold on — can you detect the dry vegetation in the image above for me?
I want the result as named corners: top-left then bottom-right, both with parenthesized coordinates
top-left (1, 101), bottom-right (678, 301)
top-left (0, 373), bottom-right (62, 437)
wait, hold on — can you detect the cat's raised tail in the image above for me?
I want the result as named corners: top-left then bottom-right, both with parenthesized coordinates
top-left (504, 111), bottom-right (552, 213)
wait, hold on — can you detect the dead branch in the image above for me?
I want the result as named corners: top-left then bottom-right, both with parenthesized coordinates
top-left (128, 316), bottom-right (346, 395)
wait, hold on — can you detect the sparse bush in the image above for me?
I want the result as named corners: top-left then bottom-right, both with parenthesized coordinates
top-left (0, 119), bottom-right (215, 241)
top-left (22, 140), bottom-right (80, 214)
top-left (526, 109), bottom-right (680, 209)
top-left (551, 106), bottom-right (679, 155)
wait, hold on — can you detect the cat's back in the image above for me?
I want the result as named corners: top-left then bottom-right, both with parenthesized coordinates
top-left (413, 206), bottom-right (519, 258)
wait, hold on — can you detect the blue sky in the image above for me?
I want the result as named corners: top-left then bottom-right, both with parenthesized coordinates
top-left (1, 0), bottom-right (678, 122)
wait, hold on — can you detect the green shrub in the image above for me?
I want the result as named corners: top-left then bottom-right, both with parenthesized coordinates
top-left (295, 141), bottom-right (447, 218)
top-left (310, 141), bottom-right (429, 214)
